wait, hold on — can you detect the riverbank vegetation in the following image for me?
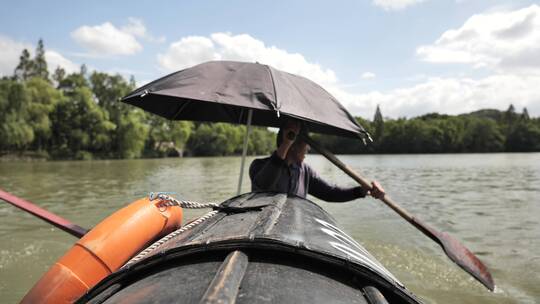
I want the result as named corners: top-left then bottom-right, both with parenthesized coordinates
top-left (314, 105), bottom-right (540, 154)
top-left (1, 40), bottom-right (539, 160)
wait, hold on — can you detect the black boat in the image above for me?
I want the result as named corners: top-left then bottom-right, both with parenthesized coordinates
top-left (77, 192), bottom-right (422, 304)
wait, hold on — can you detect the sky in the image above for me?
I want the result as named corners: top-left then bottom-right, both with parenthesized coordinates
top-left (1, 0), bottom-right (539, 119)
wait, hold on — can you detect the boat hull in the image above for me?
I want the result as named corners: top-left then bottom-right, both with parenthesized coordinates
top-left (78, 192), bottom-right (422, 304)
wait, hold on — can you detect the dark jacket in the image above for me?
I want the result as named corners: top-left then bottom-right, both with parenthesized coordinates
top-left (249, 152), bottom-right (367, 202)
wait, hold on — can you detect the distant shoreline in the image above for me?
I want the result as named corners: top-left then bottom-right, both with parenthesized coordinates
top-left (3, 150), bottom-right (539, 162)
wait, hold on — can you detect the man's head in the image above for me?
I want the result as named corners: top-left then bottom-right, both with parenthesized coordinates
top-left (276, 120), bottom-right (304, 147)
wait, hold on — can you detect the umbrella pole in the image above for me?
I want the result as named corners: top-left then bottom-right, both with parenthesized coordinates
top-left (236, 109), bottom-right (253, 195)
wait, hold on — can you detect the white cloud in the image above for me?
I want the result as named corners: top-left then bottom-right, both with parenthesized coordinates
top-left (122, 17), bottom-right (165, 43)
top-left (122, 17), bottom-right (147, 38)
top-left (0, 35), bottom-right (32, 77)
top-left (157, 21), bottom-right (540, 118)
top-left (157, 32), bottom-right (337, 86)
top-left (361, 72), bottom-right (376, 79)
top-left (157, 36), bottom-right (220, 72)
top-left (0, 35), bottom-right (79, 77)
top-left (417, 4), bottom-right (540, 73)
top-left (45, 50), bottom-right (79, 74)
top-left (373, 0), bottom-right (425, 11)
top-left (136, 79), bottom-right (152, 88)
top-left (344, 74), bottom-right (540, 118)
top-left (71, 21), bottom-right (143, 56)
top-left (376, 5), bottom-right (540, 119)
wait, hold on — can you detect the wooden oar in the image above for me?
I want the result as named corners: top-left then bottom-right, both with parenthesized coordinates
top-left (301, 134), bottom-right (495, 291)
top-left (0, 188), bottom-right (88, 238)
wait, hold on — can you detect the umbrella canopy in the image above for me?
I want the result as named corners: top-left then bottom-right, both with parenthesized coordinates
top-left (122, 61), bottom-right (369, 139)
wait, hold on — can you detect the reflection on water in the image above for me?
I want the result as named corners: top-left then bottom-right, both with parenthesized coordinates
top-left (1, 153), bottom-right (539, 303)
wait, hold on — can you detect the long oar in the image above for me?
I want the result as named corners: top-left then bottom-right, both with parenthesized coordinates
top-left (301, 134), bottom-right (495, 291)
top-left (0, 188), bottom-right (88, 238)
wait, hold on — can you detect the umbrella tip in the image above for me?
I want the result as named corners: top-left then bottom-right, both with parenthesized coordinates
top-left (359, 131), bottom-right (373, 145)
top-left (367, 133), bottom-right (373, 142)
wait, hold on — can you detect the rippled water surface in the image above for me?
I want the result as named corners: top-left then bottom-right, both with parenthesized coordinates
top-left (1, 153), bottom-right (539, 303)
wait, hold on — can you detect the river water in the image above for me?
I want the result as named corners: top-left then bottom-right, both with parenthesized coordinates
top-left (0, 153), bottom-right (539, 303)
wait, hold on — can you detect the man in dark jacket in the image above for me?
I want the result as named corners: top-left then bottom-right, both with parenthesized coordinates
top-left (249, 120), bottom-right (385, 202)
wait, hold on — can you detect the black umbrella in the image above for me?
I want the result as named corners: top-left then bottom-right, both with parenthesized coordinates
top-left (122, 60), bottom-right (370, 140)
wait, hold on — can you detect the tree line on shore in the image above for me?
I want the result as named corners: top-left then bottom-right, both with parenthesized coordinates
top-left (1, 40), bottom-right (539, 160)
top-left (0, 40), bottom-right (276, 160)
top-left (314, 104), bottom-right (540, 154)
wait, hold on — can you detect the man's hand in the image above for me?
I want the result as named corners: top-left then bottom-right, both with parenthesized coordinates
top-left (283, 120), bottom-right (301, 144)
top-left (368, 181), bottom-right (385, 199)
top-left (276, 120), bottom-right (301, 160)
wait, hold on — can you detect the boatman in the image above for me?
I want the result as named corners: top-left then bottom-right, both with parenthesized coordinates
top-left (249, 120), bottom-right (385, 202)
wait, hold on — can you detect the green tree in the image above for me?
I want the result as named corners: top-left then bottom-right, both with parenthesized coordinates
top-left (116, 110), bottom-right (149, 159)
top-left (50, 87), bottom-right (115, 159)
top-left (462, 117), bottom-right (504, 152)
top-left (146, 115), bottom-right (193, 157)
top-left (14, 49), bottom-right (34, 81)
top-left (506, 121), bottom-right (540, 152)
top-left (378, 118), bottom-right (408, 153)
top-left (32, 39), bottom-right (49, 81)
top-left (504, 104), bottom-right (517, 126)
top-left (521, 107), bottom-right (530, 121)
top-left (436, 117), bottom-right (466, 152)
top-left (58, 69), bottom-right (89, 93)
top-left (89, 71), bottom-right (150, 158)
top-left (89, 72), bottom-right (134, 115)
top-left (52, 67), bottom-right (66, 88)
top-left (187, 123), bottom-right (243, 156)
top-left (373, 105), bottom-right (384, 142)
top-left (246, 127), bottom-right (275, 155)
top-left (381, 119), bottom-right (439, 153)
top-left (0, 79), bottom-right (34, 149)
top-left (26, 78), bottom-right (62, 150)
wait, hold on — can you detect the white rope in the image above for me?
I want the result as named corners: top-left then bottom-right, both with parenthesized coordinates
top-left (122, 194), bottom-right (220, 268)
top-left (155, 193), bottom-right (219, 209)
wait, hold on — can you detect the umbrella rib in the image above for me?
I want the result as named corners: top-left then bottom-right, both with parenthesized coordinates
top-left (265, 65), bottom-right (280, 116)
top-left (172, 101), bottom-right (191, 120)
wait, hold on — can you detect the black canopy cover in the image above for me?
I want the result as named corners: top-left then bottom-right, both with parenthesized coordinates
top-left (122, 61), bottom-right (369, 139)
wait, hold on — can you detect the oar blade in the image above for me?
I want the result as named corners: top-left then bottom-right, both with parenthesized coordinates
top-left (437, 231), bottom-right (495, 291)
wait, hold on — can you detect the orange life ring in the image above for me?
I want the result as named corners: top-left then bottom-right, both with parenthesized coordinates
top-left (21, 197), bottom-right (183, 304)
